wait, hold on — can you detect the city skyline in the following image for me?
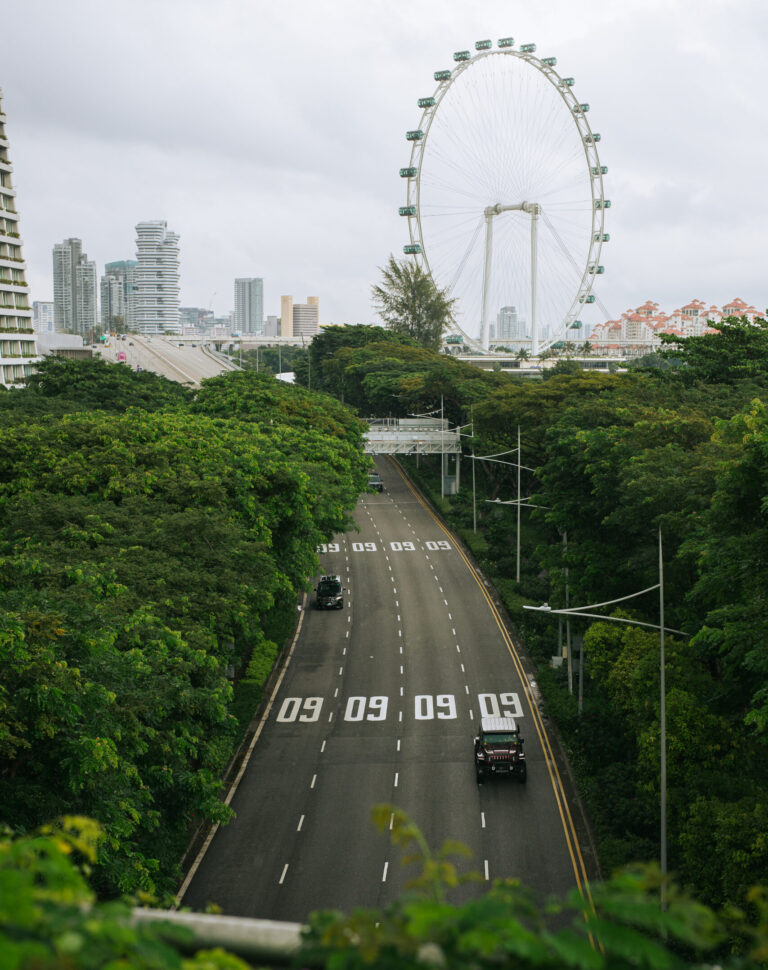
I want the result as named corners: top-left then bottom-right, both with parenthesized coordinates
top-left (3, 1), bottom-right (767, 330)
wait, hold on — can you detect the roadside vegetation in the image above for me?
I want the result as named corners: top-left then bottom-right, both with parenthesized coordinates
top-left (0, 357), bottom-right (369, 898)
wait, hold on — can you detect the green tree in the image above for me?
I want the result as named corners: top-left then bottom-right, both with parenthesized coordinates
top-left (372, 255), bottom-right (456, 351)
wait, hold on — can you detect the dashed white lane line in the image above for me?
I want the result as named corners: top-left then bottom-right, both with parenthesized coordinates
top-left (400, 686), bottom-right (404, 696)
top-left (400, 665), bottom-right (404, 675)
top-left (465, 685), bottom-right (470, 694)
top-left (328, 712), bottom-right (334, 722)
top-left (481, 812), bottom-right (486, 829)
top-left (389, 811), bottom-right (395, 829)
top-left (399, 710), bottom-right (403, 722)
top-left (461, 664), bottom-right (465, 672)
top-left (484, 860), bottom-right (490, 881)
top-left (397, 739), bottom-right (401, 752)
top-left (382, 861), bottom-right (389, 882)
top-left (321, 740), bottom-right (326, 752)
top-left (297, 815), bottom-right (305, 831)
top-left (334, 688), bottom-right (338, 698)
top-left (456, 644), bottom-right (461, 653)
top-left (310, 774), bottom-right (317, 789)
top-left (394, 772), bottom-right (399, 788)
top-left (469, 709), bottom-right (474, 720)
top-left (280, 864), bottom-right (289, 885)
top-left (452, 628), bottom-right (456, 635)
top-left (338, 666), bottom-right (343, 675)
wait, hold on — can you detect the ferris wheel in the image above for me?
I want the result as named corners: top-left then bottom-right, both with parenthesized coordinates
top-left (399, 38), bottom-right (610, 354)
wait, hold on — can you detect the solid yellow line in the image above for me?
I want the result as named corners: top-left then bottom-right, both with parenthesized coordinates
top-left (393, 461), bottom-right (594, 905)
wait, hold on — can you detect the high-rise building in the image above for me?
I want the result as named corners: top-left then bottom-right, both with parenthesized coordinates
top-left (52, 237), bottom-right (98, 337)
top-left (134, 221), bottom-right (180, 334)
top-left (33, 301), bottom-right (55, 333)
top-left (280, 294), bottom-right (319, 339)
top-left (0, 88), bottom-right (38, 388)
top-left (233, 278), bottom-right (263, 334)
top-left (101, 260), bottom-right (137, 331)
top-left (76, 256), bottom-right (98, 335)
top-left (496, 305), bottom-right (526, 342)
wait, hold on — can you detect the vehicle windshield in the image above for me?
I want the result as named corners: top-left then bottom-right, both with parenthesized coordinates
top-left (318, 581), bottom-right (341, 595)
top-left (484, 733), bottom-right (519, 744)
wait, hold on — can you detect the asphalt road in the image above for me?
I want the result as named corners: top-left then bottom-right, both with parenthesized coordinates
top-left (96, 336), bottom-right (237, 385)
top-left (178, 457), bottom-right (595, 921)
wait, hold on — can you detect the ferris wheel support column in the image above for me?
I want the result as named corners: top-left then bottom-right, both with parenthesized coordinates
top-left (528, 203), bottom-right (540, 356)
top-left (480, 210), bottom-right (495, 351)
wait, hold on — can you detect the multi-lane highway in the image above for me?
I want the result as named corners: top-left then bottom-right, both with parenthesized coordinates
top-left (97, 335), bottom-right (238, 385)
top-left (178, 458), bottom-right (596, 921)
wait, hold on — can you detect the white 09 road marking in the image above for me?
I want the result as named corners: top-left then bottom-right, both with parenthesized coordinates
top-left (478, 692), bottom-right (524, 719)
top-left (322, 540), bottom-right (452, 553)
top-left (415, 694), bottom-right (457, 720)
top-left (276, 696), bottom-right (323, 722)
top-left (344, 695), bottom-right (388, 721)
top-left (275, 693), bottom-right (523, 723)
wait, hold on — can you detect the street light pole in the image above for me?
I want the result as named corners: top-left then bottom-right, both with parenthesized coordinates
top-left (659, 528), bottom-right (667, 886)
top-left (516, 425), bottom-right (521, 583)
top-left (523, 532), bottom-right (683, 896)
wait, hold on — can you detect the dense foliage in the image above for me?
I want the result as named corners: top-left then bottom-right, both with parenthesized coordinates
top-left (310, 319), bottom-right (768, 914)
top-left (0, 359), bottom-right (369, 897)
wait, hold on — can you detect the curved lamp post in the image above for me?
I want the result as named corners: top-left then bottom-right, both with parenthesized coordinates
top-left (523, 530), bottom-right (689, 895)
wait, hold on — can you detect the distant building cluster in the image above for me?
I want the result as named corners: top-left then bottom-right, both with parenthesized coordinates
top-left (47, 226), bottom-right (319, 341)
top-left (590, 298), bottom-right (762, 354)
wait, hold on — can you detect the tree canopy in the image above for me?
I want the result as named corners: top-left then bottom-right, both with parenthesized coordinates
top-left (372, 255), bottom-right (456, 351)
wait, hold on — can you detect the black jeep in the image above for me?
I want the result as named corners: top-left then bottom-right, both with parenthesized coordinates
top-left (315, 575), bottom-right (344, 610)
top-left (474, 716), bottom-right (526, 783)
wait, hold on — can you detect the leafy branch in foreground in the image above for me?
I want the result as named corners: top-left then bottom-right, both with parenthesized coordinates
top-left (302, 806), bottom-right (768, 970)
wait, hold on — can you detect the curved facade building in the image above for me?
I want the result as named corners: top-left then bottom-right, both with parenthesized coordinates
top-left (134, 221), bottom-right (180, 334)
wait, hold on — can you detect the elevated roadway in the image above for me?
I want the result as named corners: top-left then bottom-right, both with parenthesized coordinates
top-left (97, 336), bottom-right (239, 386)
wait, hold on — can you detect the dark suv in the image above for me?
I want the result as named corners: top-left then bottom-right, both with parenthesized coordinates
top-left (367, 471), bottom-right (384, 492)
top-left (474, 716), bottom-right (526, 783)
top-left (315, 575), bottom-right (344, 609)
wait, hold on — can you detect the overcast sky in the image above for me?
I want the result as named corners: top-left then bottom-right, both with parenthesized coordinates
top-left (3, 0), bottom-right (767, 328)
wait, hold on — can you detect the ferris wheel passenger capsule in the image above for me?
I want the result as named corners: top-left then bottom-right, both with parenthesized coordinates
top-left (579, 294), bottom-right (597, 304)
top-left (434, 69), bottom-right (452, 81)
top-left (574, 103), bottom-right (590, 113)
top-left (588, 265), bottom-right (605, 274)
top-left (542, 57), bottom-right (557, 66)
top-left (594, 199), bottom-right (611, 209)
top-left (560, 77), bottom-right (576, 87)
top-left (593, 232), bottom-right (611, 242)
top-left (520, 43), bottom-right (536, 53)
top-left (404, 244), bottom-right (422, 255)
top-left (591, 165), bottom-right (608, 175)
top-left (584, 133), bottom-right (601, 143)
top-left (406, 129), bottom-right (424, 141)
top-left (399, 206), bottom-right (417, 216)
top-left (418, 97), bottom-right (436, 108)
top-left (453, 50), bottom-right (471, 61)
top-left (399, 167), bottom-right (418, 178)
top-left (570, 321), bottom-right (583, 329)
top-left (497, 37), bottom-right (515, 48)
top-left (475, 39), bottom-right (492, 50)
